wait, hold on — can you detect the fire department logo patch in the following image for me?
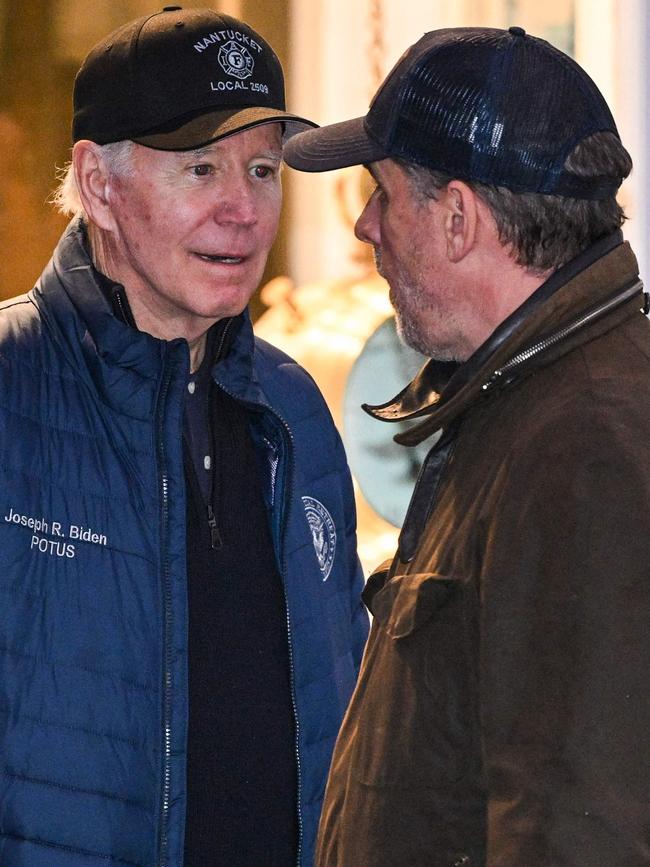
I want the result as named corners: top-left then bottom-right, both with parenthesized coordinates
top-left (302, 496), bottom-right (336, 582)
top-left (218, 40), bottom-right (255, 79)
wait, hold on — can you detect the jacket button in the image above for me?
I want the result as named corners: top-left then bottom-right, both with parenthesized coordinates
top-left (452, 856), bottom-right (471, 867)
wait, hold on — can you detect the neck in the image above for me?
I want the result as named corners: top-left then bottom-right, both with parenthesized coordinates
top-left (462, 247), bottom-right (551, 357)
top-left (188, 335), bottom-right (208, 373)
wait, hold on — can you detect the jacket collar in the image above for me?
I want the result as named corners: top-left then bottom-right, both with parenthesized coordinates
top-left (365, 232), bottom-right (644, 446)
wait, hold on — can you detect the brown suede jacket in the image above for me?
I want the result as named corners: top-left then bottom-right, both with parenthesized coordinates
top-left (316, 234), bottom-right (650, 867)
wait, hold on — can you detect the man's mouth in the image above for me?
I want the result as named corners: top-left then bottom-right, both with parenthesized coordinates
top-left (195, 253), bottom-right (245, 264)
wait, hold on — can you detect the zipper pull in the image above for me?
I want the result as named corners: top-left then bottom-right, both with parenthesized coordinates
top-left (481, 368), bottom-right (503, 393)
top-left (207, 504), bottom-right (223, 549)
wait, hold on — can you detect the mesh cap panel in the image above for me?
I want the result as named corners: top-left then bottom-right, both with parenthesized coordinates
top-left (284, 27), bottom-right (621, 199)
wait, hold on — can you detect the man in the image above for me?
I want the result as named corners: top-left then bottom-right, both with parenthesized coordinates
top-left (0, 8), bottom-right (367, 866)
top-left (284, 26), bottom-right (650, 866)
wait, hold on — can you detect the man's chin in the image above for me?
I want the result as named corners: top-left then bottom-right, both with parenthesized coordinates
top-left (195, 283), bottom-right (258, 320)
top-left (394, 314), bottom-right (460, 362)
top-left (394, 313), bottom-right (427, 355)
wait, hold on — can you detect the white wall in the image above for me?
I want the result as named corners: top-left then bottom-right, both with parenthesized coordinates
top-left (287, 2), bottom-right (464, 286)
top-left (287, 0), bottom-right (650, 285)
top-left (608, 0), bottom-right (648, 280)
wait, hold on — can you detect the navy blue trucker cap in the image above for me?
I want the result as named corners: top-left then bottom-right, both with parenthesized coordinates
top-left (73, 6), bottom-right (316, 150)
top-left (283, 26), bottom-right (622, 199)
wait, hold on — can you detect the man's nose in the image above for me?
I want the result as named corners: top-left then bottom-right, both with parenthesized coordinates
top-left (214, 178), bottom-right (258, 226)
top-left (354, 194), bottom-right (379, 245)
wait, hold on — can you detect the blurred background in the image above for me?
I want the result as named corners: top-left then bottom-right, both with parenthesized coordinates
top-left (2, 0), bottom-right (647, 569)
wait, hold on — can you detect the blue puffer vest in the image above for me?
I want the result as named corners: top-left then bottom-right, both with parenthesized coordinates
top-left (0, 219), bottom-right (368, 867)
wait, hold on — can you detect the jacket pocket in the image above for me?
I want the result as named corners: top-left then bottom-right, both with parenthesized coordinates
top-left (363, 564), bottom-right (459, 638)
top-left (350, 565), bottom-right (479, 789)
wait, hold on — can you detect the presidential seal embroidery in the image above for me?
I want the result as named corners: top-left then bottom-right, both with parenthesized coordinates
top-left (302, 496), bottom-right (336, 582)
top-left (218, 40), bottom-right (255, 79)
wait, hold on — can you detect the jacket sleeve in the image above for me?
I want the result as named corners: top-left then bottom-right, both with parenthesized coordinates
top-left (479, 402), bottom-right (650, 865)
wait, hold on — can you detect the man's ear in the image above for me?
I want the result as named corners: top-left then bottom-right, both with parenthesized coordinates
top-left (72, 140), bottom-right (118, 232)
top-left (441, 179), bottom-right (478, 263)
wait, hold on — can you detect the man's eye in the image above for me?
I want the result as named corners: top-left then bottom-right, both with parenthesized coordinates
top-left (191, 164), bottom-right (212, 177)
top-left (251, 164), bottom-right (276, 179)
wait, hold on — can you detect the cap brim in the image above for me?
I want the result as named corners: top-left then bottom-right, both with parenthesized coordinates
top-left (132, 106), bottom-right (317, 151)
top-left (282, 116), bottom-right (387, 172)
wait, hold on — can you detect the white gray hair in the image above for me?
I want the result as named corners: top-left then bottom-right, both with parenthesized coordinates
top-left (51, 140), bottom-right (136, 218)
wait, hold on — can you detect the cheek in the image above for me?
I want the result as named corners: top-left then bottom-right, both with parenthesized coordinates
top-left (378, 222), bottom-right (400, 259)
top-left (129, 208), bottom-right (179, 253)
top-left (257, 197), bottom-right (282, 248)
top-left (380, 205), bottom-right (410, 248)
top-left (112, 177), bottom-right (148, 221)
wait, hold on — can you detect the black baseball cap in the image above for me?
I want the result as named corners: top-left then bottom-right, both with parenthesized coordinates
top-left (284, 26), bottom-right (622, 199)
top-left (73, 6), bottom-right (317, 150)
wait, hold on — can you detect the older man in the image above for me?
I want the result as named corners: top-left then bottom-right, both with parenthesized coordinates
top-left (284, 26), bottom-right (650, 867)
top-left (0, 8), bottom-right (367, 866)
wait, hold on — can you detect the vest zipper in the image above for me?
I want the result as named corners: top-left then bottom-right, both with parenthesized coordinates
top-left (113, 289), bottom-right (135, 328)
top-left (268, 410), bottom-right (304, 867)
top-left (481, 279), bottom-right (644, 394)
top-left (214, 319), bottom-right (233, 362)
top-left (206, 503), bottom-right (223, 549)
top-left (156, 360), bottom-right (175, 867)
top-left (202, 319), bottom-right (233, 550)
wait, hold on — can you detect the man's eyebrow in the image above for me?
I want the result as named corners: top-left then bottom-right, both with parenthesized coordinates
top-left (255, 149), bottom-right (283, 161)
top-left (182, 143), bottom-right (232, 159)
top-left (182, 145), bottom-right (217, 160)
